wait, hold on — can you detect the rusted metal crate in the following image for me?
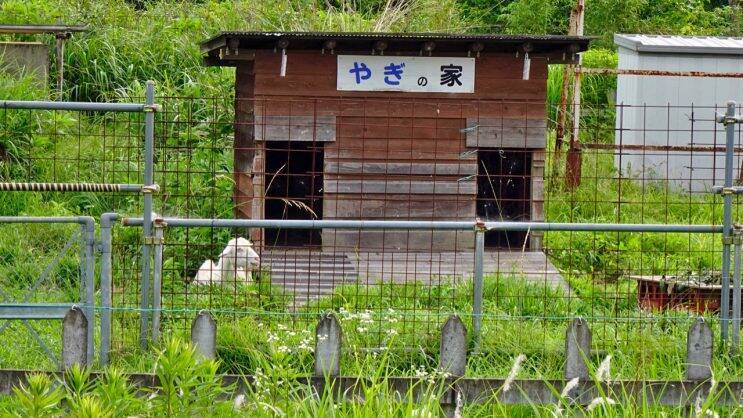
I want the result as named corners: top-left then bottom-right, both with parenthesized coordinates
top-left (631, 275), bottom-right (725, 314)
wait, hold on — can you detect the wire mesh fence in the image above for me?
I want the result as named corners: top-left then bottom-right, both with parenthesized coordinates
top-left (2, 92), bottom-right (743, 378)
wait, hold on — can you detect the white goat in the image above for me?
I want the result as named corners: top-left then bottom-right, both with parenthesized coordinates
top-left (192, 237), bottom-right (260, 285)
top-left (218, 237), bottom-right (260, 283)
top-left (193, 259), bottom-right (222, 285)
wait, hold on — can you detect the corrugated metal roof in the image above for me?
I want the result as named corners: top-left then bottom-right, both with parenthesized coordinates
top-left (615, 34), bottom-right (743, 55)
top-left (201, 31), bottom-right (591, 65)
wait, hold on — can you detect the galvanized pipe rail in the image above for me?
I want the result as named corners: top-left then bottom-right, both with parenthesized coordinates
top-left (120, 217), bottom-right (723, 233)
top-left (0, 100), bottom-right (154, 112)
top-left (715, 102), bottom-right (740, 344)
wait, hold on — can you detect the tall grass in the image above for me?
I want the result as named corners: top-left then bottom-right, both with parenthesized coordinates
top-left (1, 338), bottom-right (739, 416)
top-left (0, 0), bottom-right (480, 102)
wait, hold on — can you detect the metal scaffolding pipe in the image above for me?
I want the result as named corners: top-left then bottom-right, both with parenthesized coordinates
top-left (733, 234), bottom-right (742, 350)
top-left (82, 218), bottom-right (95, 365)
top-left (472, 228), bottom-right (485, 348)
top-left (123, 218), bottom-right (475, 230)
top-left (0, 216), bottom-right (93, 224)
top-left (483, 222), bottom-right (722, 233)
top-left (99, 213), bottom-right (117, 366)
top-left (139, 81), bottom-right (156, 350)
top-left (721, 101), bottom-right (736, 342)
top-left (121, 217), bottom-right (722, 233)
top-left (151, 225), bottom-right (164, 344)
top-left (1, 100), bottom-right (148, 113)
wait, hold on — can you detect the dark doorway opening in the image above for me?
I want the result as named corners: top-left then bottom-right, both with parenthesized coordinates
top-left (477, 149), bottom-right (531, 249)
top-left (264, 141), bottom-right (323, 247)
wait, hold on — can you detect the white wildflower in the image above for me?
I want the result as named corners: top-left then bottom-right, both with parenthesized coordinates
top-left (277, 345), bottom-right (290, 353)
top-left (413, 365), bottom-right (427, 378)
top-left (387, 328), bottom-right (399, 336)
top-left (596, 354), bottom-right (612, 383)
top-left (357, 327), bottom-right (367, 333)
top-left (502, 354), bottom-right (526, 393)
top-left (586, 397), bottom-right (616, 412)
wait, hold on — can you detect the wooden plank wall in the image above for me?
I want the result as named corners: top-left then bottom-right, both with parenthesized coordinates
top-left (234, 50), bottom-right (548, 251)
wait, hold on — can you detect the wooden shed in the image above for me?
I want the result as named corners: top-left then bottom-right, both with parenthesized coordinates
top-left (201, 32), bottom-right (590, 253)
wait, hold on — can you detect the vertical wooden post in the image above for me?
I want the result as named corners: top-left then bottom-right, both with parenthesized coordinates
top-left (685, 318), bottom-right (713, 381)
top-left (62, 307), bottom-right (88, 370)
top-left (315, 314), bottom-right (342, 378)
top-left (191, 311), bottom-right (217, 360)
top-left (439, 315), bottom-right (467, 418)
top-left (565, 0), bottom-right (586, 190)
top-left (565, 318), bottom-right (591, 380)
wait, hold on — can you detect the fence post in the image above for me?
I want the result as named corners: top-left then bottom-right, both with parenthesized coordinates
top-left (99, 213), bottom-right (117, 366)
top-left (315, 313), bottom-right (342, 378)
top-left (140, 80), bottom-right (156, 350)
top-left (472, 224), bottom-right (485, 347)
top-left (733, 229), bottom-right (742, 351)
top-left (685, 318), bottom-right (713, 381)
top-left (151, 221), bottom-right (165, 344)
top-left (719, 101), bottom-right (736, 343)
top-left (439, 315), bottom-right (467, 418)
top-left (82, 218), bottom-right (95, 366)
top-left (191, 310), bottom-right (216, 360)
top-left (565, 318), bottom-right (591, 381)
top-left (62, 307), bottom-right (88, 370)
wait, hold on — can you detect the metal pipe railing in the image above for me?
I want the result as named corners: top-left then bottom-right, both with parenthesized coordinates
top-left (0, 100), bottom-right (150, 112)
top-left (733, 232), bottom-right (742, 349)
top-left (718, 101), bottom-right (737, 342)
top-left (121, 217), bottom-right (723, 233)
top-left (140, 81), bottom-right (156, 350)
top-left (99, 213), bottom-right (118, 366)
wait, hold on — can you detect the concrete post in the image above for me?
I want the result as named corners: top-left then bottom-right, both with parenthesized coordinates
top-left (191, 311), bottom-right (216, 360)
top-left (685, 318), bottom-right (713, 381)
top-left (314, 314), bottom-right (342, 378)
top-left (439, 315), bottom-right (467, 377)
top-left (439, 315), bottom-right (467, 418)
top-left (565, 318), bottom-right (591, 380)
top-left (62, 307), bottom-right (88, 370)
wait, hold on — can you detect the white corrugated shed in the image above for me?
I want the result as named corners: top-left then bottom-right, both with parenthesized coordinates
top-left (614, 34), bottom-right (743, 192)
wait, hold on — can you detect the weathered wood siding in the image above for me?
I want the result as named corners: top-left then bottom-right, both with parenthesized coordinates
top-left (234, 50), bottom-right (547, 251)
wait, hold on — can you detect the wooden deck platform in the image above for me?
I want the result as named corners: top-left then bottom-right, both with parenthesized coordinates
top-left (260, 249), bottom-right (567, 305)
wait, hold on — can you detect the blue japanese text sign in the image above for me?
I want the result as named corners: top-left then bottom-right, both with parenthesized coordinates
top-left (337, 55), bottom-right (475, 93)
